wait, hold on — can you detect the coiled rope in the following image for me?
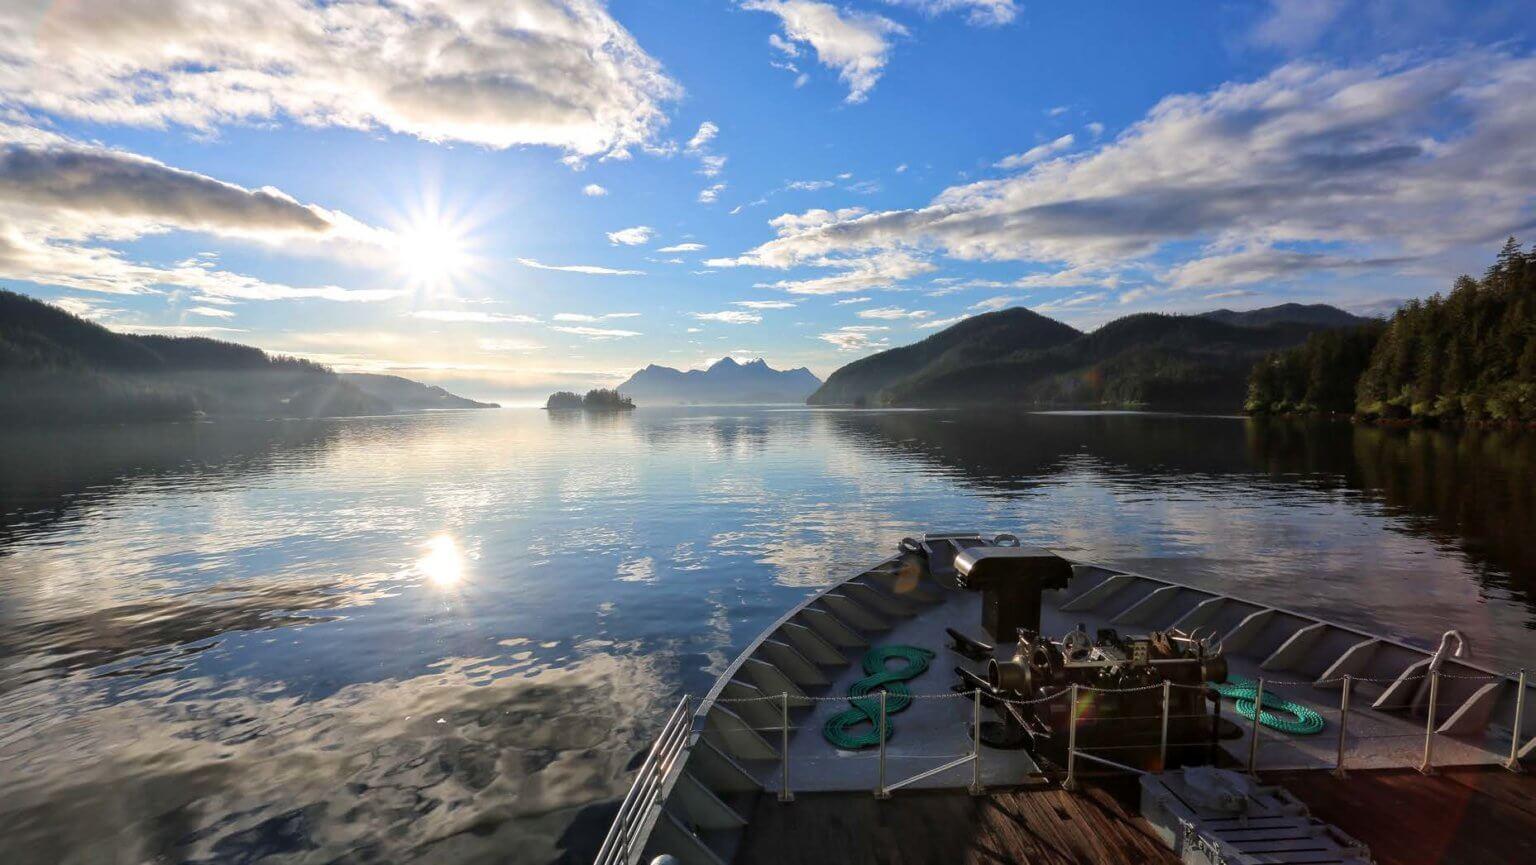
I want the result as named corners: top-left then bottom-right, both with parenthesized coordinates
top-left (1211, 676), bottom-right (1326, 735)
top-left (822, 645), bottom-right (936, 750)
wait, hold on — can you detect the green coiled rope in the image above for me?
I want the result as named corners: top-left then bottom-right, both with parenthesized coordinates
top-left (1211, 676), bottom-right (1326, 735)
top-left (822, 645), bottom-right (936, 750)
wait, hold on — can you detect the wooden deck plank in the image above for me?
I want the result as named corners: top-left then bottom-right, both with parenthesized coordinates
top-left (1265, 767), bottom-right (1536, 865)
top-left (733, 782), bottom-right (1178, 865)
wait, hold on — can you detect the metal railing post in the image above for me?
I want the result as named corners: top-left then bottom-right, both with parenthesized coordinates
top-left (1509, 669), bottom-right (1528, 773)
top-left (1064, 685), bottom-right (1080, 791)
top-left (1247, 677), bottom-right (1265, 776)
top-left (875, 690), bottom-right (891, 799)
top-left (1420, 671), bottom-right (1439, 775)
top-left (970, 687), bottom-right (984, 795)
top-left (1159, 680), bottom-right (1171, 770)
top-left (779, 692), bottom-right (794, 802)
top-left (1333, 675), bottom-right (1351, 779)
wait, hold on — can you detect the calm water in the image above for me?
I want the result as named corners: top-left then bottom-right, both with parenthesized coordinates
top-left (2, 408), bottom-right (1534, 864)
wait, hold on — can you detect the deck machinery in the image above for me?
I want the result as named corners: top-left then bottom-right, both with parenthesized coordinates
top-left (951, 543), bottom-right (1229, 770)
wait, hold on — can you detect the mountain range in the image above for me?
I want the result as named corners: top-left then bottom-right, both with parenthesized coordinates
top-left (617, 357), bottom-right (821, 405)
top-left (1, 290), bottom-right (496, 425)
top-left (808, 303), bottom-right (1374, 410)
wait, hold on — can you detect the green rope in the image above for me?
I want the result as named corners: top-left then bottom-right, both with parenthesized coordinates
top-left (822, 645), bottom-right (936, 750)
top-left (1211, 676), bottom-right (1326, 735)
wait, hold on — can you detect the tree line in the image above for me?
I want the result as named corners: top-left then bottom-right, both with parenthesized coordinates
top-left (1248, 239), bottom-right (1536, 423)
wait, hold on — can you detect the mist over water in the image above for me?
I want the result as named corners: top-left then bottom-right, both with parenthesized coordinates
top-left (1, 408), bottom-right (1533, 864)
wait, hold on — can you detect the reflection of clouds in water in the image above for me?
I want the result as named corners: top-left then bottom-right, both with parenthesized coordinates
top-left (0, 575), bottom-right (401, 691)
top-left (0, 651), bottom-right (672, 865)
top-left (616, 556), bottom-right (655, 584)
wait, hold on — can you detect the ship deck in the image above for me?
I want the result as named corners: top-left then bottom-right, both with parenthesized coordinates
top-left (730, 768), bottom-right (1536, 865)
top-left (732, 781), bottom-right (1178, 865)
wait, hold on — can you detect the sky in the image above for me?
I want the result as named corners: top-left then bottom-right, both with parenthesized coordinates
top-left (2, 0), bottom-right (1535, 404)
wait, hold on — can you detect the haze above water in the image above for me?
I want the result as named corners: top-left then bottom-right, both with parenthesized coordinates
top-left (2, 408), bottom-right (1533, 864)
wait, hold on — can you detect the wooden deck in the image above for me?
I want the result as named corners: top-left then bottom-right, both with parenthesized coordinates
top-left (1266, 767), bottom-right (1536, 865)
top-left (732, 781), bottom-right (1177, 865)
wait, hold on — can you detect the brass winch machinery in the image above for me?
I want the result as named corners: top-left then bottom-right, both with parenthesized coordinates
top-left (944, 541), bottom-right (1231, 770)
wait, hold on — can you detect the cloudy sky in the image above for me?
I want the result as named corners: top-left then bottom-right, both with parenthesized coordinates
top-left (3, 0), bottom-right (1535, 402)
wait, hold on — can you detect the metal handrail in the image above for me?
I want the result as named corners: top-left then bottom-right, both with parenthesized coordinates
top-left (594, 696), bottom-right (693, 865)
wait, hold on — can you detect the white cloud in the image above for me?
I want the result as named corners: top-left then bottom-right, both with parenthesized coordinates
top-left (818, 324), bottom-right (888, 351)
top-left (687, 121), bottom-right (719, 150)
top-left (408, 310), bottom-right (541, 324)
top-left (515, 257), bottom-right (644, 276)
top-left (786, 179), bottom-right (834, 191)
top-left (685, 121), bottom-right (727, 178)
top-left (657, 242), bottom-right (705, 252)
top-left (731, 300), bottom-right (797, 309)
top-left (0, 218), bottom-right (397, 300)
top-left (117, 323), bottom-right (247, 336)
top-left (691, 310), bottom-right (762, 324)
top-left (768, 34), bottom-right (800, 56)
top-left (857, 306), bottom-right (931, 320)
top-left (478, 337), bottom-right (544, 352)
top-left (552, 325), bottom-right (641, 339)
top-left (698, 183), bottom-right (726, 203)
top-left (582, 183), bottom-right (609, 197)
top-left (895, 163), bottom-right (908, 173)
top-left (1085, 121), bottom-right (1105, 138)
top-left (881, 1), bottom-right (1017, 26)
top-left (1251, 0), bottom-right (1348, 51)
top-left (553, 312), bottom-right (641, 321)
top-left (0, 0), bottom-right (680, 160)
top-left (743, 1), bottom-right (907, 103)
top-left (606, 225), bottom-right (655, 245)
top-left (186, 305), bottom-right (235, 318)
top-left (918, 313), bottom-right (970, 329)
top-left (834, 296), bottom-right (871, 304)
top-left (717, 51), bottom-right (1536, 302)
top-left (968, 295), bottom-right (1016, 312)
top-left (995, 134), bottom-right (1075, 169)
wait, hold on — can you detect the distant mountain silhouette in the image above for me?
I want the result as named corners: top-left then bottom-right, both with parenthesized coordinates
top-left (340, 374), bottom-right (497, 410)
top-left (1, 289), bottom-right (494, 425)
top-left (1200, 303), bottom-right (1373, 329)
top-left (809, 303), bottom-right (1365, 410)
top-left (617, 357), bottom-right (821, 405)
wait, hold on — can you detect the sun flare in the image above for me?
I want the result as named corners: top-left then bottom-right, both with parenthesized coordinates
top-left (396, 219), bottom-right (470, 289)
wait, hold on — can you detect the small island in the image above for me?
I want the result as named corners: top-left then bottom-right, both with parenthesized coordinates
top-left (545, 388), bottom-right (636, 412)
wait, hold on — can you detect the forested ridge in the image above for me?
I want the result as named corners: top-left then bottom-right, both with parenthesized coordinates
top-left (0, 290), bottom-right (489, 425)
top-left (808, 304), bottom-right (1366, 410)
top-left (1248, 240), bottom-right (1536, 423)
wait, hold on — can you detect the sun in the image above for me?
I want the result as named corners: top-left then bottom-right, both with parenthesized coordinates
top-left (396, 218), bottom-right (470, 289)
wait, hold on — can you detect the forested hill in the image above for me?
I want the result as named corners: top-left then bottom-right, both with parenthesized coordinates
top-left (0, 290), bottom-right (495, 424)
top-left (1248, 239), bottom-right (1536, 423)
top-left (808, 303), bottom-right (1363, 410)
top-left (807, 307), bottom-right (1081, 406)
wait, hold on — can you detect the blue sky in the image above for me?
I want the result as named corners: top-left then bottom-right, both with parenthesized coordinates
top-left (2, 1), bottom-right (1535, 402)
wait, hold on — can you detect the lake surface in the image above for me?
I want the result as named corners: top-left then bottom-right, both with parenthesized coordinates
top-left (2, 407), bottom-right (1533, 864)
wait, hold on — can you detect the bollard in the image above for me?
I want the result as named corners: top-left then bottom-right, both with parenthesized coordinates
top-left (1064, 685), bottom-right (1080, 791)
top-left (1333, 675), bottom-right (1351, 779)
top-left (779, 692), bottom-right (794, 803)
top-left (970, 687), bottom-right (984, 795)
top-left (1159, 680), bottom-right (1171, 770)
top-left (1247, 677), bottom-right (1265, 776)
top-left (1420, 671), bottom-right (1439, 775)
top-left (1509, 669), bottom-right (1528, 773)
top-left (875, 690), bottom-right (891, 799)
